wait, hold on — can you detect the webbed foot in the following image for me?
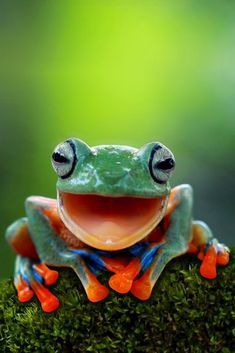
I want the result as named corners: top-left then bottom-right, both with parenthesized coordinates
top-left (197, 240), bottom-right (230, 279)
top-left (14, 256), bottom-right (60, 313)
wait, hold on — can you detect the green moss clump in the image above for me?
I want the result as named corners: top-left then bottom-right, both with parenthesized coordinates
top-left (0, 251), bottom-right (234, 353)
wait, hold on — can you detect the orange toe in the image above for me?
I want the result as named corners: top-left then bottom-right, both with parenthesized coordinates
top-left (33, 264), bottom-right (59, 286)
top-left (86, 283), bottom-right (109, 302)
top-left (131, 275), bottom-right (152, 301)
top-left (200, 262), bottom-right (217, 279)
top-left (18, 287), bottom-right (34, 302)
top-left (104, 258), bottom-right (127, 273)
top-left (44, 270), bottom-right (59, 286)
top-left (86, 272), bottom-right (109, 302)
top-left (217, 252), bottom-right (229, 266)
top-left (109, 273), bottom-right (133, 294)
top-left (41, 295), bottom-right (60, 313)
top-left (16, 277), bottom-right (34, 302)
top-left (200, 247), bottom-right (217, 279)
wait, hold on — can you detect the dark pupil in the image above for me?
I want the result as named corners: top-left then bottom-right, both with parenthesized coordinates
top-left (52, 152), bottom-right (69, 163)
top-left (156, 157), bottom-right (175, 171)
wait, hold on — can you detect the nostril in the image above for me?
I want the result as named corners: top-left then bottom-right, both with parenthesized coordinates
top-left (155, 158), bottom-right (175, 171)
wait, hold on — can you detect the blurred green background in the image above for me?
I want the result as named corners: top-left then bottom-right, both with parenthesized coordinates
top-left (0, 1), bottom-right (235, 279)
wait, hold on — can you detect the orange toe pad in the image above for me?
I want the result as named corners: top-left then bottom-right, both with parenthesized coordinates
top-left (41, 295), bottom-right (60, 313)
top-left (18, 287), bottom-right (34, 302)
top-left (86, 283), bottom-right (109, 302)
top-left (131, 276), bottom-right (152, 301)
top-left (200, 247), bottom-right (217, 279)
top-left (217, 252), bottom-right (229, 266)
top-left (44, 270), bottom-right (59, 286)
top-left (109, 273), bottom-right (133, 294)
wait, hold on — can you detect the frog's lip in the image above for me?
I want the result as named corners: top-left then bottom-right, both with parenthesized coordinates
top-left (58, 191), bottom-right (168, 251)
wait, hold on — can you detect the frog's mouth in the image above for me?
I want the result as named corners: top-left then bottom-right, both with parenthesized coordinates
top-left (58, 192), bottom-right (168, 251)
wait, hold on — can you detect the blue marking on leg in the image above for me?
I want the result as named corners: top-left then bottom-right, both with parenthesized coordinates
top-left (95, 250), bottom-right (112, 257)
top-left (127, 242), bottom-right (149, 257)
top-left (21, 272), bottom-right (30, 286)
top-left (141, 244), bottom-right (164, 272)
top-left (32, 270), bottom-right (43, 283)
top-left (69, 249), bottom-right (106, 272)
top-left (86, 262), bottom-right (100, 275)
top-left (204, 240), bottom-right (213, 254)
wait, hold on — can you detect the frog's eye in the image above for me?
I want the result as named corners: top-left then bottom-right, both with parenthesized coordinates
top-left (149, 143), bottom-right (175, 184)
top-left (51, 140), bottom-right (77, 179)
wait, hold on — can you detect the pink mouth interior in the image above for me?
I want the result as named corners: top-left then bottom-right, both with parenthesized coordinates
top-left (59, 192), bottom-right (167, 250)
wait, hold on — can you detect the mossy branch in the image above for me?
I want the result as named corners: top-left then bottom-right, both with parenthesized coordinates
top-left (0, 251), bottom-right (234, 353)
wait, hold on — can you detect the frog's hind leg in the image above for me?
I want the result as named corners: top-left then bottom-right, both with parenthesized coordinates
top-left (6, 218), bottom-right (60, 312)
top-left (189, 221), bottom-right (230, 279)
top-left (6, 217), bottom-right (38, 260)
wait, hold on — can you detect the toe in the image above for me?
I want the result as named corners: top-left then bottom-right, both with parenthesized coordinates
top-left (33, 263), bottom-right (59, 286)
top-left (30, 280), bottom-right (61, 312)
top-left (200, 246), bottom-right (217, 279)
top-left (44, 270), bottom-right (59, 286)
top-left (131, 274), bottom-right (152, 300)
top-left (109, 273), bottom-right (133, 294)
top-left (18, 287), bottom-right (34, 302)
top-left (86, 272), bottom-right (109, 302)
top-left (216, 251), bottom-right (230, 266)
top-left (41, 295), bottom-right (60, 313)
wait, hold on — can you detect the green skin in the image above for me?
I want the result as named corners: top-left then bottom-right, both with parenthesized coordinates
top-left (5, 138), bottom-right (229, 309)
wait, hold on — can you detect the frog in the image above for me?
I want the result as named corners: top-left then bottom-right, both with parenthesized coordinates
top-left (5, 138), bottom-right (230, 312)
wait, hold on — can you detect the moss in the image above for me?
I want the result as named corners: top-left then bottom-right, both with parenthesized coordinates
top-left (0, 251), bottom-right (234, 353)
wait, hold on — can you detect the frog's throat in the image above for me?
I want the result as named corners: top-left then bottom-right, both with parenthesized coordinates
top-left (57, 191), bottom-right (169, 251)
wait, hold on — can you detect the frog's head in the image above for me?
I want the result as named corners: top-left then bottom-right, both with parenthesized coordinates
top-left (51, 138), bottom-right (175, 251)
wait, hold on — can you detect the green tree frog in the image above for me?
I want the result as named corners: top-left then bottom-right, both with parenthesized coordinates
top-left (5, 138), bottom-right (230, 312)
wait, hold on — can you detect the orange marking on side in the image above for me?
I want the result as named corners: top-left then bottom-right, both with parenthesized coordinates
top-left (188, 242), bottom-right (198, 254)
top-left (11, 224), bottom-right (38, 260)
top-left (43, 207), bottom-right (64, 235)
top-left (165, 188), bottom-right (180, 216)
top-left (197, 244), bottom-right (205, 261)
top-left (43, 207), bottom-right (86, 248)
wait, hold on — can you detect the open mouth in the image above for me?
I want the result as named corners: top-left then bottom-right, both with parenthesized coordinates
top-left (58, 192), bottom-right (168, 251)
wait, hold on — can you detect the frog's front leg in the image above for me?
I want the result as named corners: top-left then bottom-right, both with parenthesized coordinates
top-left (6, 197), bottom-right (109, 312)
top-left (131, 184), bottom-right (193, 300)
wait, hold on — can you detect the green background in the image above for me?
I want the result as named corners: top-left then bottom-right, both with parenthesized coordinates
top-left (0, 1), bottom-right (235, 279)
